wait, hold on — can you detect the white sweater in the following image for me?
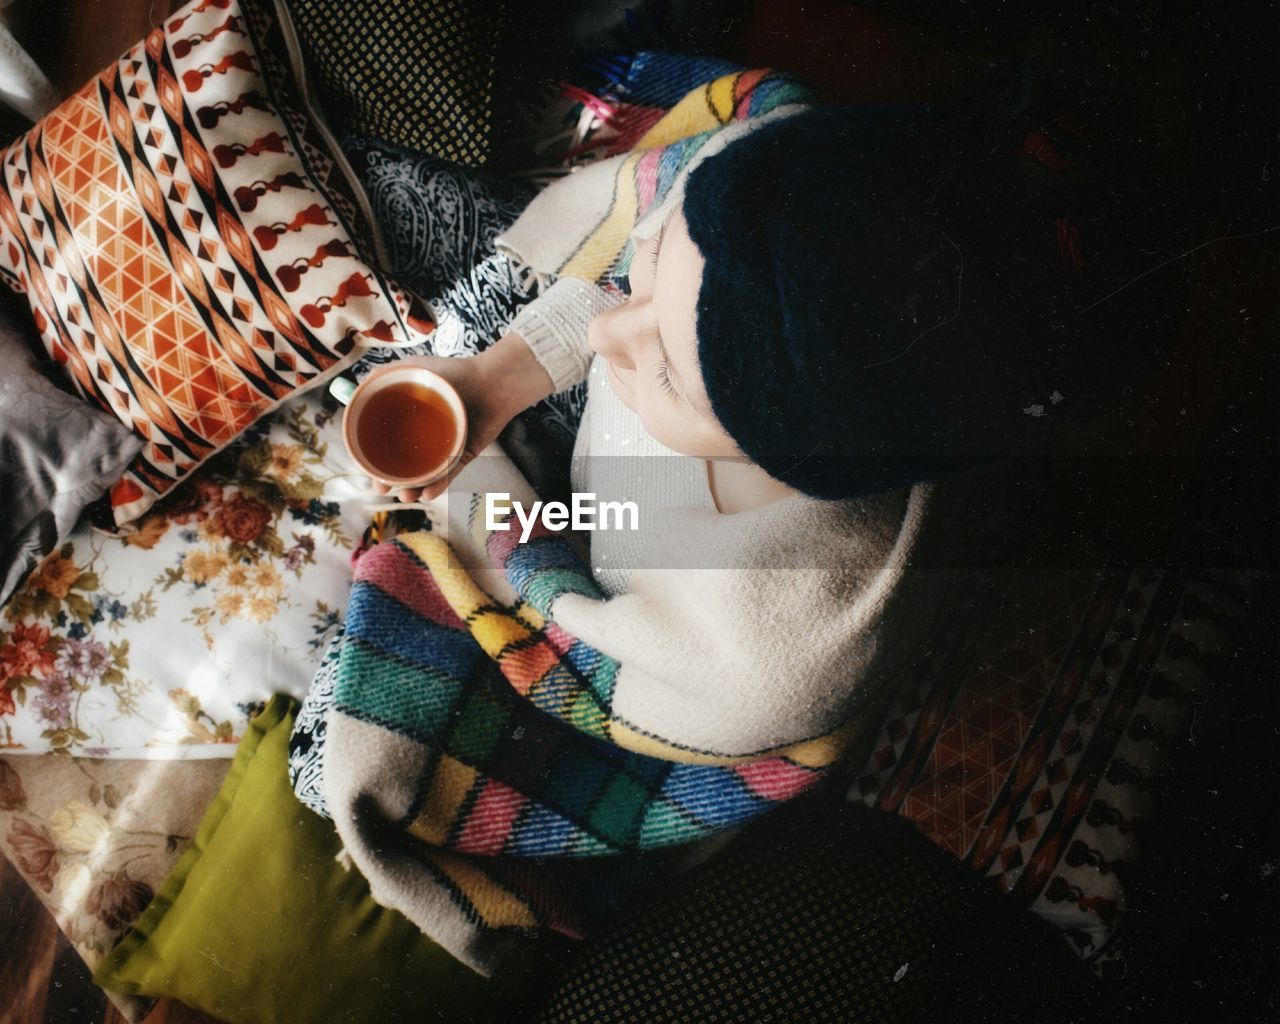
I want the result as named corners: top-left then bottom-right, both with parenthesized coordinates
top-left (441, 275), bottom-right (964, 759)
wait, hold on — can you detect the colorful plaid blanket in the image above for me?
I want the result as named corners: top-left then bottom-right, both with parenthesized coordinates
top-left (323, 505), bottom-right (865, 972)
top-left (319, 61), bottom-right (837, 976)
top-left (496, 54), bottom-right (812, 290)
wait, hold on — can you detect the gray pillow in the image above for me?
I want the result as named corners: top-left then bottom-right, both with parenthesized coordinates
top-left (0, 309), bottom-right (142, 606)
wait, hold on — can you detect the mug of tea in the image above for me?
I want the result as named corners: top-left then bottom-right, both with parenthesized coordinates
top-left (331, 364), bottom-right (467, 490)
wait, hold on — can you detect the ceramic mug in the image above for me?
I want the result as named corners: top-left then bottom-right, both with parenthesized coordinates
top-left (332, 364), bottom-right (467, 490)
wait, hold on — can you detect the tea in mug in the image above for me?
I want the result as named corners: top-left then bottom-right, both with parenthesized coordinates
top-left (356, 381), bottom-right (459, 481)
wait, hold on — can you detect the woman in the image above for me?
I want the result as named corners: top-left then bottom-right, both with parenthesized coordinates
top-left (360, 94), bottom-right (1072, 754)
top-left (305, 68), bottom-right (1133, 976)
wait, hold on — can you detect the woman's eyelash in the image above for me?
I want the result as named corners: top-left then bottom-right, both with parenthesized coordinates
top-left (656, 354), bottom-right (678, 396)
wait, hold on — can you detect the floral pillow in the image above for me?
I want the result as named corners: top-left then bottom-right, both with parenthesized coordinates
top-left (0, 753), bottom-right (228, 1021)
top-left (0, 385), bottom-right (365, 757)
top-left (0, 0), bottom-right (431, 527)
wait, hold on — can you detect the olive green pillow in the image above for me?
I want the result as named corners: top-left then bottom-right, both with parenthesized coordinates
top-left (94, 695), bottom-right (539, 1024)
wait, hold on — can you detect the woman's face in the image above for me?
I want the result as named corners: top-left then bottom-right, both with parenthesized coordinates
top-left (586, 209), bottom-right (741, 459)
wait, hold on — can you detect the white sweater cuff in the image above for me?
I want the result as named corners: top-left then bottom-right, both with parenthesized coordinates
top-left (508, 277), bottom-right (619, 393)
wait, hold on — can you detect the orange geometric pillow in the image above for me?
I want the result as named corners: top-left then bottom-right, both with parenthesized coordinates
top-left (0, 0), bottom-right (432, 525)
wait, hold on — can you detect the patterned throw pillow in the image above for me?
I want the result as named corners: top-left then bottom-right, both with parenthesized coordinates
top-left (0, 382), bottom-right (371, 756)
top-left (0, 0), bottom-right (431, 527)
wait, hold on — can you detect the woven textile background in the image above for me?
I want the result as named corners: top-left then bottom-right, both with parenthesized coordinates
top-left (847, 555), bottom-right (1254, 978)
top-left (284, 0), bottom-right (508, 166)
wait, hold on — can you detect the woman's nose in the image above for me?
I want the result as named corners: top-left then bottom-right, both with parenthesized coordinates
top-left (587, 298), bottom-right (647, 370)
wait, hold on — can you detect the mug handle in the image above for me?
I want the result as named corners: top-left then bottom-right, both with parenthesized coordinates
top-left (329, 376), bottom-right (357, 406)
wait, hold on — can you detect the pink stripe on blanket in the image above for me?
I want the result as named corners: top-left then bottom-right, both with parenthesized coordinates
top-left (485, 517), bottom-right (561, 572)
top-left (354, 541), bottom-right (467, 631)
top-left (734, 758), bottom-right (822, 802)
top-left (634, 148), bottom-right (662, 210)
top-left (453, 779), bottom-right (528, 855)
top-left (543, 621), bottom-right (577, 657)
top-left (485, 521), bottom-right (521, 570)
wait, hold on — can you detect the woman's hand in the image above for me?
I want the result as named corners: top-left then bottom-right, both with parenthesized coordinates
top-left (370, 332), bottom-right (555, 503)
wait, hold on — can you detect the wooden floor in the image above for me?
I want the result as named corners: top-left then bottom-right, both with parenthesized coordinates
top-left (0, 854), bottom-right (220, 1024)
top-left (0, 9), bottom-right (214, 1024)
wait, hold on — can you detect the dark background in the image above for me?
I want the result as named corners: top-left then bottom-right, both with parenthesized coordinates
top-left (0, 2), bottom-right (1275, 1022)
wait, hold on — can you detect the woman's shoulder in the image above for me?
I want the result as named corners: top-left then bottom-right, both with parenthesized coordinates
top-left (727, 470), bottom-right (1003, 597)
top-left (713, 482), bottom-right (927, 570)
top-left (609, 484), bottom-right (927, 615)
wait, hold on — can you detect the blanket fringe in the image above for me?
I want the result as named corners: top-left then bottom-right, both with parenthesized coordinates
top-left (504, 89), bottom-right (618, 190)
top-left (495, 247), bottom-right (553, 295)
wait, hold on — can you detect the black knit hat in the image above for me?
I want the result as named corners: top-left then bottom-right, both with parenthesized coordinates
top-left (683, 104), bottom-right (1175, 499)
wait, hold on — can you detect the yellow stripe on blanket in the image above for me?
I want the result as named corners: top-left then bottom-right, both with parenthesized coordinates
top-left (420, 848), bottom-right (541, 931)
top-left (607, 708), bottom-right (859, 767)
top-left (408, 755), bottom-right (478, 846)
top-left (559, 72), bottom-right (748, 283)
top-left (468, 607), bottom-right (537, 658)
top-left (402, 531), bottom-right (486, 608)
top-left (559, 152), bottom-right (642, 282)
top-left (781, 716), bottom-right (866, 768)
top-left (635, 72), bottom-right (743, 149)
top-left (400, 533), bottom-right (556, 689)
top-left (401, 530), bottom-right (507, 625)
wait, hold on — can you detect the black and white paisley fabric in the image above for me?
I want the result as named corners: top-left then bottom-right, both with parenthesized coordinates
top-left (429, 251), bottom-right (533, 358)
top-left (288, 628), bottom-right (343, 818)
top-left (341, 135), bottom-right (586, 448)
top-left (343, 135), bottom-right (534, 296)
